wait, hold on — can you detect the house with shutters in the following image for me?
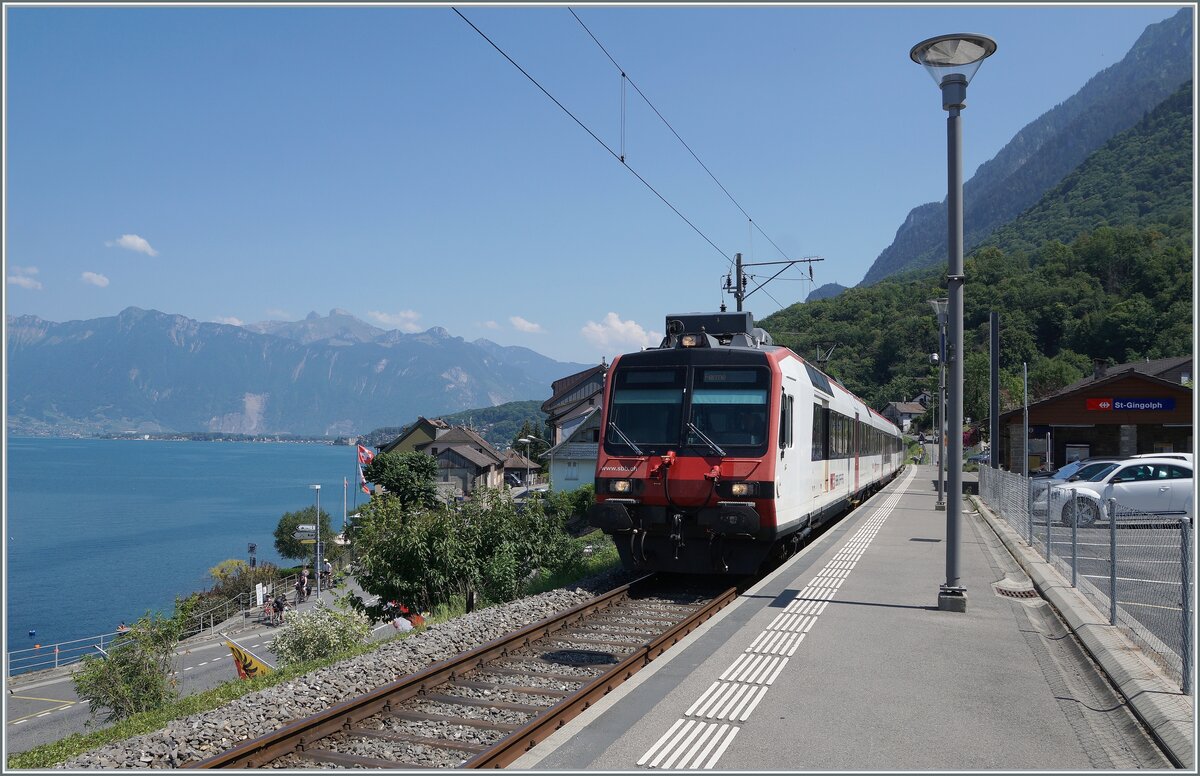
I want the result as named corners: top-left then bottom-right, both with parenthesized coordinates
top-left (539, 363), bottom-right (607, 492)
top-left (377, 420), bottom-right (506, 500)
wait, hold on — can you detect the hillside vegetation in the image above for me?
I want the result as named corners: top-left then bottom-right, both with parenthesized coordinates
top-left (761, 81), bottom-right (1193, 423)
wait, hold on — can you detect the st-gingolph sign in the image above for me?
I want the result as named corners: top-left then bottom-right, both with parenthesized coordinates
top-left (1086, 397), bottom-right (1175, 411)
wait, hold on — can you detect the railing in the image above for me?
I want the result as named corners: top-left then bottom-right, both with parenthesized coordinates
top-left (979, 466), bottom-right (1194, 693)
top-left (7, 568), bottom-right (343, 681)
top-left (7, 632), bottom-right (127, 677)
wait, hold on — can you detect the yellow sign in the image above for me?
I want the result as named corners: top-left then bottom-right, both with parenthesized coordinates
top-left (226, 639), bottom-right (273, 680)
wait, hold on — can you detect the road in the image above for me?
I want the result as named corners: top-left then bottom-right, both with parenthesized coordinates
top-left (5, 581), bottom-right (398, 756)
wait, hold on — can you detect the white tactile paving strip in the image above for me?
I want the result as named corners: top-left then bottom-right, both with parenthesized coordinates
top-left (637, 467), bottom-right (917, 770)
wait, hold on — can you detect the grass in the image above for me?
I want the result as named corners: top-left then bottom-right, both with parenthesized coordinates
top-left (7, 540), bottom-right (623, 770)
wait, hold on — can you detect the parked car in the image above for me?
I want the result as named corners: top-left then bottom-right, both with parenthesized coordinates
top-left (1041, 457), bottom-right (1193, 526)
top-left (967, 451), bottom-right (990, 464)
top-left (1030, 459), bottom-right (1122, 515)
top-left (1130, 452), bottom-right (1193, 462)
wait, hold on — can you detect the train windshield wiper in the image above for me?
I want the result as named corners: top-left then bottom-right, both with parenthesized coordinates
top-left (608, 421), bottom-right (644, 456)
top-left (687, 422), bottom-right (726, 457)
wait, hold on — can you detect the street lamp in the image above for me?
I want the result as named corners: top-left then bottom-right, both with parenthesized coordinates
top-left (928, 297), bottom-right (949, 511)
top-left (519, 434), bottom-right (552, 490)
top-left (309, 484), bottom-right (321, 602)
top-left (911, 32), bottom-right (996, 614)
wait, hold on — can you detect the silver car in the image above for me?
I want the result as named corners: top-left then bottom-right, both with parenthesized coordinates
top-left (1046, 457), bottom-right (1194, 526)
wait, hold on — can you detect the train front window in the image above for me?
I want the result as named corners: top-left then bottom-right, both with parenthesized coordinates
top-left (608, 367), bottom-right (685, 450)
top-left (687, 368), bottom-right (769, 451)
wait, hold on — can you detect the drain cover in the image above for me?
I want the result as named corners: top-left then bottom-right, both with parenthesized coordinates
top-left (993, 586), bottom-right (1039, 599)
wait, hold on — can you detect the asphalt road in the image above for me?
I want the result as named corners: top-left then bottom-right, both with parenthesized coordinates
top-left (5, 582), bottom-right (398, 756)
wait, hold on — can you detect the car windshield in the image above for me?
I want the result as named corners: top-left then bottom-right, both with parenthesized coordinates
top-left (1052, 460), bottom-right (1086, 479)
top-left (1084, 463), bottom-right (1120, 482)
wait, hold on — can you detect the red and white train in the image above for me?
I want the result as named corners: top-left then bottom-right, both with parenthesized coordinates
top-left (588, 311), bottom-right (904, 575)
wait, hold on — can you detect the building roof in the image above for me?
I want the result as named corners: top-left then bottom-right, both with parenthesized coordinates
top-left (541, 364), bottom-right (607, 414)
top-left (1058, 356), bottom-right (1191, 394)
top-left (420, 426), bottom-right (505, 464)
top-left (379, 416), bottom-right (451, 454)
top-left (887, 401), bottom-right (927, 416)
top-left (503, 449), bottom-right (541, 470)
top-left (436, 444), bottom-right (497, 470)
top-left (997, 367), bottom-right (1193, 423)
top-left (544, 406), bottom-right (600, 458)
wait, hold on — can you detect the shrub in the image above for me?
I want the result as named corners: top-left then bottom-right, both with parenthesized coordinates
top-left (71, 613), bottom-right (181, 723)
top-left (270, 604), bottom-right (371, 667)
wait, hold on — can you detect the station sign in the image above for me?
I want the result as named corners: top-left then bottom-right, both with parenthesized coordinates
top-left (1086, 397), bottom-right (1175, 411)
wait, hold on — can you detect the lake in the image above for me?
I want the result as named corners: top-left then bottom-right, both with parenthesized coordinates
top-left (5, 437), bottom-right (366, 649)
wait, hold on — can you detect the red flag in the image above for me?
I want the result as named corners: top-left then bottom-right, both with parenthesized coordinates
top-left (359, 464), bottom-right (370, 495)
top-left (357, 445), bottom-right (375, 465)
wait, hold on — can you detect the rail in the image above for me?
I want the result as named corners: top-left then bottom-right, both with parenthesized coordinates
top-left (7, 631), bottom-right (127, 676)
top-left (188, 575), bottom-right (738, 769)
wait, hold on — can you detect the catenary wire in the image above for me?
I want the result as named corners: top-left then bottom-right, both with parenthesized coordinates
top-left (453, 8), bottom-right (732, 269)
top-left (569, 7), bottom-right (791, 262)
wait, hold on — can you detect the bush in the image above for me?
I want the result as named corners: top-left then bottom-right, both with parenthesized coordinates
top-left (270, 604), bottom-right (371, 667)
top-left (71, 613), bottom-right (181, 723)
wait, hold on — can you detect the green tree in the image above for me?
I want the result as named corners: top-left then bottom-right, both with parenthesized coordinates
top-left (273, 506), bottom-right (334, 562)
top-left (72, 613), bottom-right (180, 723)
top-left (362, 450), bottom-right (439, 509)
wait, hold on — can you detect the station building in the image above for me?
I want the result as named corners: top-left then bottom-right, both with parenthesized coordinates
top-left (996, 356), bottom-right (1192, 473)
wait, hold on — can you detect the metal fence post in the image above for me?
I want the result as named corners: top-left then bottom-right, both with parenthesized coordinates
top-left (1046, 487), bottom-right (1053, 562)
top-left (1181, 516), bottom-right (1192, 695)
top-left (1108, 497), bottom-right (1118, 626)
top-left (1071, 504), bottom-right (1078, 587)
top-left (1026, 475), bottom-right (1033, 544)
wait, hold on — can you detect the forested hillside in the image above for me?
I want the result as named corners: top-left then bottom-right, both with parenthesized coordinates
top-left (761, 80), bottom-right (1193, 424)
top-left (858, 8), bottom-right (1192, 286)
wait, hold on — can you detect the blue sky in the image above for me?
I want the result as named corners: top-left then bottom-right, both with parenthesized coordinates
top-left (4, 3), bottom-right (1187, 364)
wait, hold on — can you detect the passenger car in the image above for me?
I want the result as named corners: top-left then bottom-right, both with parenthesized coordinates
top-left (1043, 457), bottom-right (1193, 526)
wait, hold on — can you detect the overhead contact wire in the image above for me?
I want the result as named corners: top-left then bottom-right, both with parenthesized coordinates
top-left (569, 7), bottom-right (791, 261)
top-left (453, 7), bottom-right (731, 267)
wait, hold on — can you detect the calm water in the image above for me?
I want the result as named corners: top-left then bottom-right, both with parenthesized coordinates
top-left (5, 438), bottom-right (365, 649)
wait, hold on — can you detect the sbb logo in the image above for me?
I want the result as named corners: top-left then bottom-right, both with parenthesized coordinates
top-left (1086, 398), bottom-right (1113, 411)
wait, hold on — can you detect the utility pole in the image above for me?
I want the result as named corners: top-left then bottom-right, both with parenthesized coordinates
top-left (724, 254), bottom-right (825, 312)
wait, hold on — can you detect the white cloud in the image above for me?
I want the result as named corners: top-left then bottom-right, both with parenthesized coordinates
top-left (81, 271), bottom-right (110, 287)
top-left (7, 266), bottom-right (42, 290)
top-left (581, 312), bottom-right (660, 351)
top-left (215, 316), bottom-right (244, 326)
top-left (510, 316), bottom-right (544, 334)
top-left (483, 320), bottom-right (500, 330)
top-left (368, 309), bottom-right (422, 333)
top-left (105, 233), bottom-right (159, 256)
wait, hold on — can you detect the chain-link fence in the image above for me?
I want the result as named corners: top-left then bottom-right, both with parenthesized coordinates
top-left (979, 466), bottom-right (1193, 694)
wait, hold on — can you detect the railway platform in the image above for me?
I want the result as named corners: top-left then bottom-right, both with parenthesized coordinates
top-left (516, 460), bottom-right (1194, 771)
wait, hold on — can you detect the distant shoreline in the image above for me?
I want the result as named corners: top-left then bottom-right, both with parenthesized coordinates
top-left (8, 432), bottom-right (353, 444)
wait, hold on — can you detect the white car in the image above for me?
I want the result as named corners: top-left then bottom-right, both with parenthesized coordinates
top-left (1046, 457), bottom-right (1193, 526)
top-left (1130, 452), bottom-right (1193, 462)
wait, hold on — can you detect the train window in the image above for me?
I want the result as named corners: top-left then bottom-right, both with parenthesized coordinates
top-left (608, 367), bottom-right (685, 450)
top-left (778, 392), bottom-right (794, 449)
top-left (688, 368), bottom-right (770, 450)
top-left (812, 405), bottom-right (827, 461)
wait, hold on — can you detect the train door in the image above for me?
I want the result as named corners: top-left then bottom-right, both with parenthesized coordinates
top-left (854, 413), bottom-right (861, 493)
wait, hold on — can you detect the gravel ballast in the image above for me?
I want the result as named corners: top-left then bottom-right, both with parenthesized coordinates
top-left (58, 573), bottom-right (630, 769)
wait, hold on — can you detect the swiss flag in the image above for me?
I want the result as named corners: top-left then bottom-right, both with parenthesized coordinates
top-left (357, 445), bottom-right (375, 465)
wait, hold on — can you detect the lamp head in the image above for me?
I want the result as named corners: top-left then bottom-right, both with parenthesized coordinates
top-left (927, 297), bottom-right (950, 324)
top-left (910, 34), bottom-right (996, 87)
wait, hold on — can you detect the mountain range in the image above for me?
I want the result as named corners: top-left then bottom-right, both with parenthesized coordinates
top-left (850, 8), bottom-right (1192, 291)
top-left (6, 308), bottom-right (591, 437)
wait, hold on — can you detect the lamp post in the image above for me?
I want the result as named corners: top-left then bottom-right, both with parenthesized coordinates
top-left (519, 434), bottom-right (552, 490)
top-left (928, 297), bottom-right (949, 511)
top-left (309, 484), bottom-right (321, 602)
top-left (911, 32), bottom-right (996, 614)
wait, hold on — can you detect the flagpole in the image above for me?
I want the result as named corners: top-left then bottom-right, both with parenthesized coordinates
top-left (342, 476), bottom-right (347, 534)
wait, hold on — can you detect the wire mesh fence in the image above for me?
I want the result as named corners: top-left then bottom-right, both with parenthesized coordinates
top-left (980, 466), bottom-right (1193, 693)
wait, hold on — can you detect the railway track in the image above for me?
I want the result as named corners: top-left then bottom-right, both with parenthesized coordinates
top-left (188, 575), bottom-right (739, 769)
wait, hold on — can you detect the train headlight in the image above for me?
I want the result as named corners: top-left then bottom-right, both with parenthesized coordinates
top-left (609, 479), bottom-right (632, 494)
top-left (681, 334), bottom-right (699, 347)
top-left (730, 482), bottom-right (756, 497)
